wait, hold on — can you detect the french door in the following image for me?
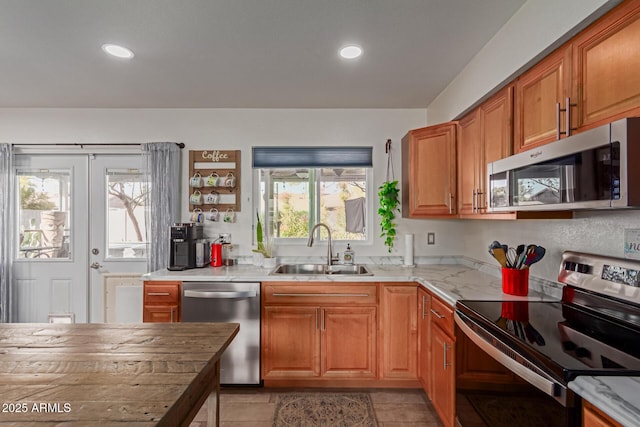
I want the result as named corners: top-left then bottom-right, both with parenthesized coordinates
top-left (13, 154), bottom-right (147, 323)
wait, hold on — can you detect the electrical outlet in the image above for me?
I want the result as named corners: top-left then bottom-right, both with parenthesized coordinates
top-left (219, 233), bottom-right (231, 244)
top-left (427, 232), bottom-right (435, 245)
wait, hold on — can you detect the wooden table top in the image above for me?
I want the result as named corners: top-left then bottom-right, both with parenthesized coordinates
top-left (0, 322), bottom-right (239, 426)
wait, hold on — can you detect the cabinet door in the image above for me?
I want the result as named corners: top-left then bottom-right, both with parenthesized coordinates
top-left (262, 306), bottom-right (320, 378)
top-left (381, 285), bottom-right (418, 379)
top-left (417, 288), bottom-right (432, 397)
top-left (431, 325), bottom-right (456, 427)
top-left (143, 281), bottom-right (181, 323)
top-left (479, 85), bottom-right (513, 210)
top-left (572, 1), bottom-right (640, 130)
top-left (515, 45), bottom-right (571, 152)
top-left (321, 307), bottom-right (377, 378)
top-left (457, 110), bottom-right (481, 216)
top-left (142, 305), bottom-right (179, 323)
top-left (402, 123), bottom-right (457, 217)
top-left (583, 400), bottom-right (622, 427)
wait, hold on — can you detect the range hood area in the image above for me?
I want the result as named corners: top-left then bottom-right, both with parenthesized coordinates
top-left (487, 117), bottom-right (640, 212)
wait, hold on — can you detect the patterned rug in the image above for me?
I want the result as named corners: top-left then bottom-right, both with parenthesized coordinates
top-left (272, 393), bottom-right (378, 427)
top-left (463, 392), bottom-right (565, 427)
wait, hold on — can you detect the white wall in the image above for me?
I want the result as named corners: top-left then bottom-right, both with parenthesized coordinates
top-left (1, 108), bottom-right (466, 258)
top-left (426, 0), bottom-right (620, 124)
top-left (463, 211), bottom-right (640, 282)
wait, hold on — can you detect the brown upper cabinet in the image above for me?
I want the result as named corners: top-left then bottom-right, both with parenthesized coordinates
top-left (514, 0), bottom-right (640, 152)
top-left (514, 45), bottom-right (572, 153)
top-left (402, 122), bottom-right (457, 218)
top-left (572, 0), bottom-right (640, 130)
top-left (458, 86), bottom-right (513, 217)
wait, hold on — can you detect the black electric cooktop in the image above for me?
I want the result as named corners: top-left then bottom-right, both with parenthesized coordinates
top-left (456, 297), bottom-right (640, 382)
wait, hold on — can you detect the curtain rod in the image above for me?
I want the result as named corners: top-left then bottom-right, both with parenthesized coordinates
top-left (13, 142), bottom-right (185, 149)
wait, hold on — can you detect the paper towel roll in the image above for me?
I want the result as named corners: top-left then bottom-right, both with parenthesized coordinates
top-left (404, 234), bottom-right (414, 266)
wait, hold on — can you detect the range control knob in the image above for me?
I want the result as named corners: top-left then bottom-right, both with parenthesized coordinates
top-left (576, 263), bottom-right (590, 274)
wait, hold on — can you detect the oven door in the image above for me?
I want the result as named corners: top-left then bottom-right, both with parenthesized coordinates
top-left (455, 310), bottom-right (567, 404)
top-left (454, 310), bottom-right (581, 427)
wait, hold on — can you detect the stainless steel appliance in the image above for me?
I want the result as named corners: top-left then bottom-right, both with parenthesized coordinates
top-left (168, 223), bottom-right (203, 270)
top-left (181, 282), bottom-right (261, 385)
top-left (455, 251), bottom-right (640, 425)
top-left (488, 117), bottom-right (640, 211)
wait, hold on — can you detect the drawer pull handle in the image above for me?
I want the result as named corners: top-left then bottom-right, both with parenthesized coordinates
top-left (147, 292), bottom-right (171, 296)
top-left (272, 293), bottom-right (369, 297)
top-left (430, 309), bottom-right (446, 319)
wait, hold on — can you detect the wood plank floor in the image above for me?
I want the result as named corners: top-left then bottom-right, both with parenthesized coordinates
top-left (190, 388), bottom-right (444, 427)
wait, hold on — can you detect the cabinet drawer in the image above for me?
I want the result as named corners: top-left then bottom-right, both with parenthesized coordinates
top-left (144, 283), bottom-right (181, 304)
top-left (263, 283), bottom-right (377, 305)
top-left (430, 296), bottom-right (454, 336)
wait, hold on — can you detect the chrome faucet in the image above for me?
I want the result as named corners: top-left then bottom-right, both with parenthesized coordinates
top-left (307, 223), bottom-right (335, 267)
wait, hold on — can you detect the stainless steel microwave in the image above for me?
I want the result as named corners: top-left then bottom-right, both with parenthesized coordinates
top-left (488, 117), bottom-right (640, 211)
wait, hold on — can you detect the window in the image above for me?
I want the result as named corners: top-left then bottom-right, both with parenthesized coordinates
top-left (17, 169), bottom-right (71, 259)
top-left (253, 147), bottom-right (372, 243)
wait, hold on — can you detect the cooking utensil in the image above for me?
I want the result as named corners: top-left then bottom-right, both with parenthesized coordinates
top-left (491, 246), bottom-right (508, 268)
top-left (523, 245), bottom-right (546, 268)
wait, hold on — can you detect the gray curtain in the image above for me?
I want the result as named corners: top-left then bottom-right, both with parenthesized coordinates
top-left (0, 144), bottom-right (15, 322)
top-left (143, 142), bottom-right (181, 272)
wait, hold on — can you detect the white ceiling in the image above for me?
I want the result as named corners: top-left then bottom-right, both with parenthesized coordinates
top-left (0, 0), bottom-right (526, 108)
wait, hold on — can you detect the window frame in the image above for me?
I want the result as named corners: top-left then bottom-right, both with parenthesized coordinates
top-left (252, 167), bottom-right (374, 246)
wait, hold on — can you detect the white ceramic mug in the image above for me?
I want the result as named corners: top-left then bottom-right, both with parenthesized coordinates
top-left (206, 208), bottom-right (219, 222)
top-left (205, 172), bottom-right (219, 187)
top-left (190, 208), bottom-right (203, 223)
top-left (224, 172), bottom-right (236, 188)
top-left (223, 209), bottom-right (235, 223)
top-left (204, 191), bottom-right (219, 204)
top-left (190, 172), bottom-right (203, 188)
top-left (190, 190), bottom-right (203, 205)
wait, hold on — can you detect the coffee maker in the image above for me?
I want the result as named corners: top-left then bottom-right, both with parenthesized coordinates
top-left (168, 223), bottom-right (203, 270)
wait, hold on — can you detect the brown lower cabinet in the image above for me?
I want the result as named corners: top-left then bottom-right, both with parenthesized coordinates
top-left (261, 282), bottom-right (378, 383)
top-left (142, 281), bottom-right (181, 323)
top-left (261, 282), bottom-right (420, 387)
top-left (583, 400), bottom-right (622, 427)
top-left (416, 287), bottom-right (457, 427)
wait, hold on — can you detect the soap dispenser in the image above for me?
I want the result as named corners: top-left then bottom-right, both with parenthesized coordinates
top-left (343, 244), bottom-right (354, 265)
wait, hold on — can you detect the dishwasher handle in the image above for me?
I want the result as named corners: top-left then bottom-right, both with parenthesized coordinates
top-left (184, 290), bottom-right (257, 299)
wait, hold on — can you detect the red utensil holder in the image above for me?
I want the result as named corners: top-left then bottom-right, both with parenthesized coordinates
top-left (502, 267), bottom-right (529, 296)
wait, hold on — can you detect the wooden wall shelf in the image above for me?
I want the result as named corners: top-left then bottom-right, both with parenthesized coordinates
top-left (188, 150), bottom-right (241, 214)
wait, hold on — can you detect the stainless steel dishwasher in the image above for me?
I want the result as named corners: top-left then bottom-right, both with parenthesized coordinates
top-left (181, 282), bottom-right (261, 385)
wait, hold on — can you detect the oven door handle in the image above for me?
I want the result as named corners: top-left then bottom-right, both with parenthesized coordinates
top-left (184, 290), bottom-right (257, 299)
top-left (454, 311), bottom-right (566, 405)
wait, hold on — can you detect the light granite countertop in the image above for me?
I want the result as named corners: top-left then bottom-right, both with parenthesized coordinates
top-left (570, 376), bottom-right (640, 427)
top-left (143, 259), bottom-right (562, 306)
top-left (144, 259), bottom-right (639, 420)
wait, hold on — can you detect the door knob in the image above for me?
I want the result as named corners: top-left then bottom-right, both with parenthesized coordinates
top-left (90, 262), bottom-right (102, 270)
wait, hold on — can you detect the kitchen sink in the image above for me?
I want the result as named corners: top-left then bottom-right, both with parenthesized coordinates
top-left (270, 263), bottom-right (373, 276)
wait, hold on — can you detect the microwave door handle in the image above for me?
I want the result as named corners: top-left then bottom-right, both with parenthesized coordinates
top-left (183, 290), bottom-right (257, 299)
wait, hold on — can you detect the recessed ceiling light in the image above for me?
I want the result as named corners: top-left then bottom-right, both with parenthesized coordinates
top-left (339, 45), bottom-right (363, 59)
top-left (101, 43), bottom-right (135, 59)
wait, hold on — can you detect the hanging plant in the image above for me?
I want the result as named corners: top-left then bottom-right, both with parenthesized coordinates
top-left (378, 139), bottom-right (400, 253)
top-left (378, 180), bottom-right (399, 252)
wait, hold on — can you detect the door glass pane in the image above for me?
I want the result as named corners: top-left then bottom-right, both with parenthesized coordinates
top-left (106, 169), bottom-right (149, 259)
top-left (17, 169), bottom-right (71, 260)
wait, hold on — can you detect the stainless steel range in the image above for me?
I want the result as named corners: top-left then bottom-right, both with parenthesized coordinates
top-left (455, 251), bottom-right (640, 426)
